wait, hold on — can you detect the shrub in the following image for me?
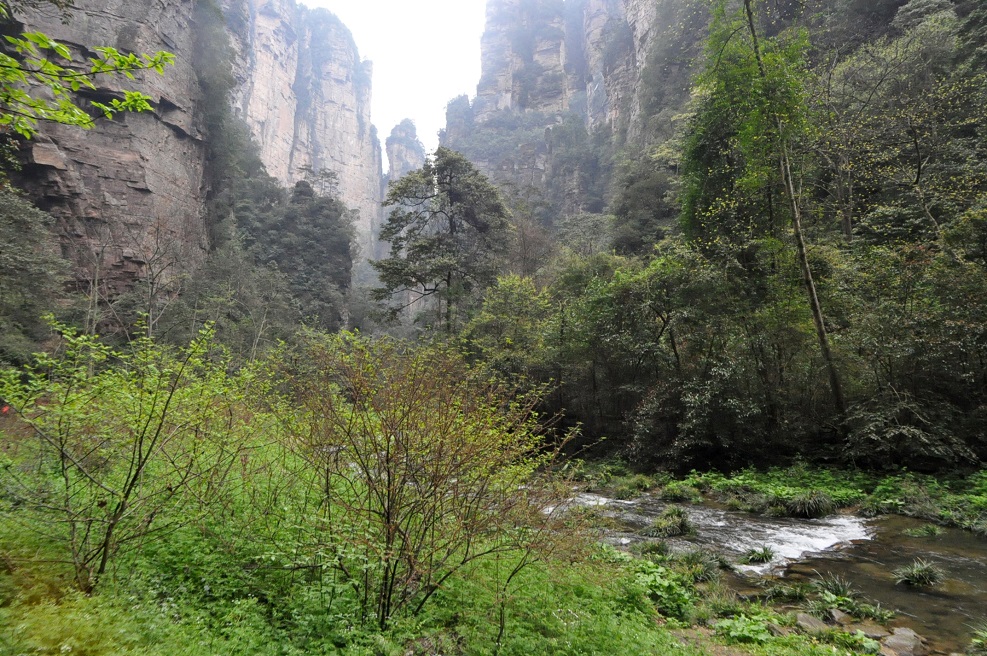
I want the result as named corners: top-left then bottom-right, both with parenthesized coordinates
top-left (0, 323), bottom-right (250, 593)
top-left (278, 334), bottom-right (575, 628)
top-left (635, 540), bottom-right (670, 560)
top-left (761, 581), bottom-right (813, 602)
top-left (785, 491), bottom-right (835, 518)
top-left (661, 481), bottom-right (702, 502)
top-left (612, 474), bottom-right (657, 499)
top-left (634, 561), bottom-right (694, 620)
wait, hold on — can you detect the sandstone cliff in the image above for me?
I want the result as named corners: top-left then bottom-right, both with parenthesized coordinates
top-left (13, 0), bottom-right (208, 298)
top-left (443, 0), bottom-right (708, 215)
top-left (224, 0), bottom-right (383, 257)
top-left (13, 0), bottom-right (385, 299)
top-left (385, 119), bottom-right (427, 183)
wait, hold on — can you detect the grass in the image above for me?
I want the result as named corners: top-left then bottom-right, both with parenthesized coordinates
top-left (893, 558), bottom-right (946, 587)
top-left (785, 491), bottom-right (835, 518)
top-left (903, 523), bottom-right (944, 537)
top-left (969, 622), bottom-right (987, 655)
top-left (813, 573), bottom-right (858, 598)
top-left (661, 481), bottom-right (703, 503)
top-left (740, 546), bottom-right (776, 564)
top-left (678, 548), bottom-right (724, 582)
top-left (643, 506), bottom-right (694, 538)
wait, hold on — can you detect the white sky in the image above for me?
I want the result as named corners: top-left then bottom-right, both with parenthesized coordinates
top-left (300, 0), bottom-right (488, 173)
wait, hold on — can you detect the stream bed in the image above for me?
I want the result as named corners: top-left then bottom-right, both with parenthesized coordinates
top-left (582, 492), bottom-right (987, 653)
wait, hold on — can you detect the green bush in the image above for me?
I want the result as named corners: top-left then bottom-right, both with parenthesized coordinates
top-left (633, 561), bottom-right (694, 621)
top-left (893, 558), bottom-right (946, 587)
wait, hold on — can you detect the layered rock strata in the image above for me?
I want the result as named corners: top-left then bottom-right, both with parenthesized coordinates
top-left (15, 0), bottom-right (386, 298)
top-left (13, 0), bottom-right (208, 297)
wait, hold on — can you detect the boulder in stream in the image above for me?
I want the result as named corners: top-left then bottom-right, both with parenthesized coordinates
top-left (881, 627), bottom-right (927, 656)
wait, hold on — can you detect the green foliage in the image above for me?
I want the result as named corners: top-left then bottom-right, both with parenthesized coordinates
top-left (0, 29), bottom-right (173, 137)
top-left (680, 2), bottom-right (810, 249)
top-left (643, 506), bottom-right (693, 538)
top-left (0, 190), bottom-right (68, 364)
top-left (969, 621), bottom-right (987, 655)
top-left (904, 523), bottom-right (944, 537)
top-left (893, 558), bottom-right (946, 586)
top-left (633, 560), bottom-right (695, 621)
top-left (661, 481), bottom-right (702, 503)
top-left (374, 147), bottom-right (511, 332)
top-left (275, 333), bottom-right (572, 628)
top-left (0, 322), bottom-right (252, 592)
top-left (464, 274), bottom-right (551, 379)
top-left (678, 548), bottom-right (723, 583)
top-left (740, 546), bottom-right (775, 565)
top-left (785, 491), bottom-right (836, 519)
top-left (714, 614), bottom-right (774, 644)
top-left (822, 629), bottom-right (881, 654)
top-left (684, 467), bottom-right (867, 516)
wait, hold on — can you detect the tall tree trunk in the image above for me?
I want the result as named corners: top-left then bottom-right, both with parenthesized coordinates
top-left (743, 0), bottom-right (847, 421)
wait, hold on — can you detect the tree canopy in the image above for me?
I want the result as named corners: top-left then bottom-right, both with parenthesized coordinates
top-left (372, 147), bottom-right (511, 331)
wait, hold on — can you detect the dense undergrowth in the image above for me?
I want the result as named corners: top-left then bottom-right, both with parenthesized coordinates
top-left (0, 327), bottom-right (892, 656)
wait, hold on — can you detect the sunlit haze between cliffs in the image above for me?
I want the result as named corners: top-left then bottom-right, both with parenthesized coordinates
top-left (301, 0), bottom-right (487, 172)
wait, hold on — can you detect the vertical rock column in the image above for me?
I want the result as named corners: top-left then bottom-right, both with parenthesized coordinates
top-left (228, 0), bottom-right (384, 261)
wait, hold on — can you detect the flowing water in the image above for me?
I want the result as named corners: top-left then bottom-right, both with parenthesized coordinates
top-left (580, 492), bottom-right (987, 653)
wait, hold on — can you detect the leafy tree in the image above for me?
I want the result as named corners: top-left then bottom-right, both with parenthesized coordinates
top-left (682, 0), bottom-right (846, 420)
top-left (0, 3), bottom-right (173, 138)
top-left (256, 181), bottom-right (353, 329)
top-left (465, 274), bottom-right (552, 379)
top-left (373, 147), bottom-right (511, 332)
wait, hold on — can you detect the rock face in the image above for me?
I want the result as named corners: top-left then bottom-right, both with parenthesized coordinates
top-left (385, 119), bottom-right (427, 182)
top-left (225, 0), bottom-right (383, 256)
top-left (443, 0), bottom-right (709, 214)
top-left (14, 0), bottom-right (384, 299)
top-left (13, 0), bottom-right (208, 297)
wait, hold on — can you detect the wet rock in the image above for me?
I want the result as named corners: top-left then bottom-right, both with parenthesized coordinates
top-left (796, 612), bottom-right (829, 634)
top-left (882, 627), bottom-right (927, 656)
top-left (849, 622), bottom-right (890, 640)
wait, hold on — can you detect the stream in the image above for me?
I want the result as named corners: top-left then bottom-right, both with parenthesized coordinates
top-left (581, 492), bottom-right (987, 654)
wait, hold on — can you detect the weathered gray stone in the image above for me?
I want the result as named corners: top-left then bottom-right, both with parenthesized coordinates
top-left (849, 622), bottom-right (891, 640)
top-left (767, 623), bottom-right (792, 637)
top-left (796, 612), bottom-right (829, 634)
top-left (830, 608), bottom-right (853, 625)
top-left (882, 627), bottom-right (927, 656)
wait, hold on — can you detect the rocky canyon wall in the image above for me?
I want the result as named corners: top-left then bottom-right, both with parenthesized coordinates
top-left (224, 0), bottom-right (383, 258)
top-left (13, 0), bottom-right (209, 297)
top-left (14, 0), bottom-right (386, 297)
top-left (443, 0), bottom-right (709, 215)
